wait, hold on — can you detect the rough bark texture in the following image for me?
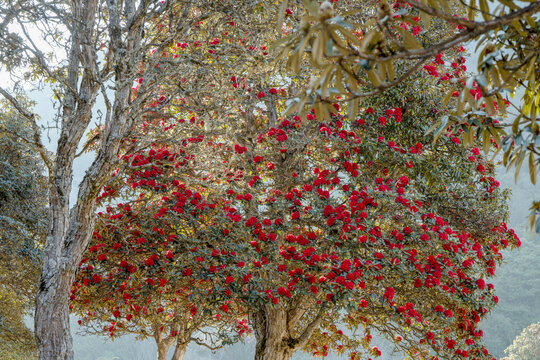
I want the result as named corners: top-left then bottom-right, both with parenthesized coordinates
top-left (157, 341), bottom-right (173, 360)
top-left (34, 1), bottom-right (100, 358)
top-left (251, 300), bottom-right (325, 360)
top-left (253, 307), bottom-right (294, 360)
top-left (33, 1), bottom-right (145, 359)
top-left (154, 329), bottom-right (188, 360)
top-left (171, 343), bottom-right (187, 360)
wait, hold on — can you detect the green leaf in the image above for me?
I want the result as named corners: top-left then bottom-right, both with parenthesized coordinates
top-left (270, 34), bottom-right (295, 51)
top-left (479, 0), bottom-right (492, 21)
top-left (503, 145), bottom-right (513, 165)
top-left (496, 94), bottom-right (507, 115)
top-left (320, 65), bottom-right (334, 98)
top-left (442, 86), bottom-right (457, 107)
top-left (336, 26), bottom-right (363, 47)
top-left (401, 29), bottom-right (421, 49)
top-left (524, 56), bottom-right (537, 82)
top-left (512, 20), bottom-right (527, 37)
top-left (426, 115), bottom-right (448, 136)
top-left (420, 3), bottom-right (431, 25)
top-left (512, 114), bottom-right (522, 134)
top-left (498, 0), bottom-right (519, 10)
top-left (312, 34), bottom-right (323, 65)
top-left (367, 69), bottom-right (381, 87)
top-left (335, 66), bottom-right (346, 94)
top-left (468, 0), bottom-right (477, 20)
top-left (386, 61), bottom-right (395, 81)
top-left (482, 129), bottom-right (491, 154)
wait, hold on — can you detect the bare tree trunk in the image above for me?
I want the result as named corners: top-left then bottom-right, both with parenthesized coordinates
top-left (31, 0), bottom-right (146, 357)
top-left (34, 0), bottom-right (100, 357)
top-left (252, 307), bottom-right (294, 360)
top-left (171, 343), bottom-right (187, 360)
top-left (35, 200), bottom-right (99, 360)
top-left (34, 262), bottom-right (75, 360)
top-left (155, 329), bottom-right (176, 360)
top-left (157, 342), bottom-right (172, 360)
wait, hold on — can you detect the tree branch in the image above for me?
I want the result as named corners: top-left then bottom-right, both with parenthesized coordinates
top-left (189, 337), bottom-right (223, 351)
top-left (407, 0), bottom-right (477, 29)
top-left (291, 306), bottom-right (326, 351)
top-left (344, 57), bottom-right (429, 101)
top-left (355, 1), bottom-right (540, 63)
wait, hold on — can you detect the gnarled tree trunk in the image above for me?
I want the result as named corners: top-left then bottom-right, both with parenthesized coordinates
top-left (31, 0), bottom-right (148, 359)
top-left (252, 307), bottom-right (294, 360)
top-left (34, 1), bottom-right (100, 357)
top-left (157, 341), bottom-right (173, 360)
top-left (171, 342), bottom-right (188, 360)
top-left (154, 327), bottom-right (175, 360)
top-left (34, 260), bottom-right (75, 360)
top-left (251, 300), bottom-right (326, 360)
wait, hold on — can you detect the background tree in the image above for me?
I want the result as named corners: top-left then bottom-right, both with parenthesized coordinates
top-left (502, 322), bottom-right (540, 360)
top-left (0, 96), bottom-right (47, 359)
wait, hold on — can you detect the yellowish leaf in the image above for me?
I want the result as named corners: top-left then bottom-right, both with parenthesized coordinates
top-left (529, 152), bottom-right (537, 184)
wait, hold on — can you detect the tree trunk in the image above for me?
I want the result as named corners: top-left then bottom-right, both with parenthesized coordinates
top-left (171, 343), bottom-right (187, 360)
top-left (154, 325), bottom-right (177, 360)
top-left (254, 344), bottom-right (292, 360)
top-left (35, 197), bottom-right (98, 360)
top-left (157, 342), bottom-right (172, 360)
top-left (33, 0), bottom-right (100, 358)
top-left (252, 307), bottom-right (294, 360)
top-left (34, 262), bottom-right (74, 360)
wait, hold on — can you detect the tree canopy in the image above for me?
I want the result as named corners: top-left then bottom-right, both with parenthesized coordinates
top-left (275, 0), bottom-right (540, 231)
top-left (72, 48), bottom-right (520, 359)
top-left (503, 322), bottom-right (540, 360)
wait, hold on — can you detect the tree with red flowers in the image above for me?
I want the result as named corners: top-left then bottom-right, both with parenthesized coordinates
top-left (70, 5), bottom-right (521, 355)
top-left (188, 96), bottom-right (518, 360)
top-left (0, 0), bottom-right (526, 359)
top-left (71, 192), bottom-right (248, 360)
top-left (75, 61), bottom-right (519, 360)
top-left (0, 1), bottom-right (289, 358)
top-left (276, 0), bottom-right (540, 231)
